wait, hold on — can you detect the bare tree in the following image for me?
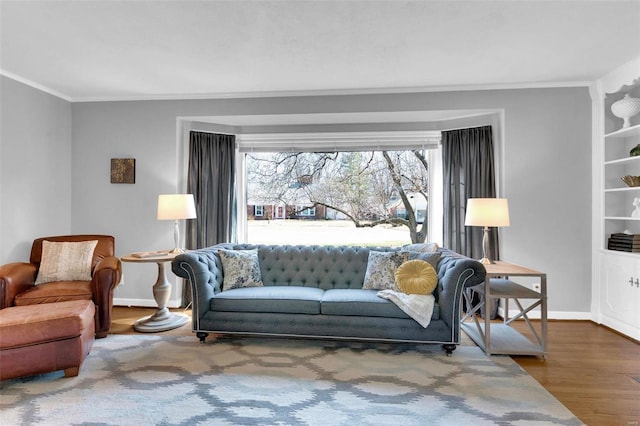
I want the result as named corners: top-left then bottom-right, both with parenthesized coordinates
top-left (247, 149), bottom-right (430, 243)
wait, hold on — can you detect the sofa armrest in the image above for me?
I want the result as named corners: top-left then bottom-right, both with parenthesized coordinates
top-left (91, 256), bottom-right (122, 335)
top-left (172, 248), bottom-right (223, 323)
top-left (0, 262), bottom-right (38, 309)
top-left (436, 249), bottom-right (486, 329)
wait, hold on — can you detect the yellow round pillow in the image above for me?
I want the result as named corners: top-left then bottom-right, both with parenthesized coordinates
top-left (394, 259), bottom-right (438, 295)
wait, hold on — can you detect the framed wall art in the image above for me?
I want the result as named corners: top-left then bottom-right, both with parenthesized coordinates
top-left (110, 158), bottom-right (136, 184)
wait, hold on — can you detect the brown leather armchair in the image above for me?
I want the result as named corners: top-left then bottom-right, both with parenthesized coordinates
top-left (0, 235), bottom-right (122, 338)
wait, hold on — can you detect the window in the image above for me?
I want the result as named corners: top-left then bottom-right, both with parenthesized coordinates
top-left (237, 131), bottom-right (443, 245)
top-left (254, 205), bottom-right (264, 217)
top-left (296, 206), bottom-right (316, 217)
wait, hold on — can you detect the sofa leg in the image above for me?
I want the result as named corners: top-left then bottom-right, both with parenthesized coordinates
top-left (196, 332), bottom-right (209, 343)
top-left (95, 331), bottom-right (108, 339)
top-left (442, 344), bottom-right (456, 356)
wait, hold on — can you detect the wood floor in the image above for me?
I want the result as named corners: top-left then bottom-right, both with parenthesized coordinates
top-left (111, 307), bottom-right (640, 425)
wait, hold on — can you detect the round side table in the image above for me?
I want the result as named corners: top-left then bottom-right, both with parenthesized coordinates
top-left (121, 253), bottom-right (189, 332)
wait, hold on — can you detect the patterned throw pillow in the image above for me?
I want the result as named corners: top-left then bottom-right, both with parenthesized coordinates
top-left (35, 240), bottom-right (98, 284)
top-left (362, 251), bottom-right (409, 291)
top-left (219, 249), bottom-right (264, 291)
top-left (394, 259), bottom-right (438, 295)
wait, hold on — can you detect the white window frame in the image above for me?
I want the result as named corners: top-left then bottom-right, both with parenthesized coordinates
top-left (254, 205), bottom-right (264, 217)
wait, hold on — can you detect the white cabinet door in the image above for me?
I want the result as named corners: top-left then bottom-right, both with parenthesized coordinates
top-left (601, 252), bottom-right (640, 340)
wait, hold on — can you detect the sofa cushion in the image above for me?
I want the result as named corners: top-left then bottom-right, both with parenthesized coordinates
top-left (362, 251), bottom-right (409, 291)
top-left (219, 249), bottom-right (264, 291)
top-left (211, 286), bottom-right (324, 314)
top-left (402, 242), bottom-right (439, 253)
top-left (14, 281), bottom-right (93, 306)
top-left (322, 289), bottom-right (440, 320)
top-left (321, 289), bottom-right (409, 319)
top-left (405, 251), bottom-right (441, 269)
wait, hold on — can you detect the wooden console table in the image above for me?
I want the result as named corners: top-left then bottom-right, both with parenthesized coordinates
top-left (461, 261), bottom-right (547, 357)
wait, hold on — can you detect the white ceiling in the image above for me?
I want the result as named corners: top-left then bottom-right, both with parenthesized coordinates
top-left (1, 0), bottom-right (639, 102)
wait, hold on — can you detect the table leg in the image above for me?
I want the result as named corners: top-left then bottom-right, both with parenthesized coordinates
top-left (484, 276), bottom-right (491, 355)
top-left (541, 274), bottom-right (548, 357)
top-left (134, 261), bottom-right (189, 332)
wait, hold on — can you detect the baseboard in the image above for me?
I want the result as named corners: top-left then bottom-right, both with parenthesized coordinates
top-left (113, 297), bottom-right (183, 309)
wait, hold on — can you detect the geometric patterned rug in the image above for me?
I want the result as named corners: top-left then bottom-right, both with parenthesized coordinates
top-left (0, 335), bottom-right (582, 425)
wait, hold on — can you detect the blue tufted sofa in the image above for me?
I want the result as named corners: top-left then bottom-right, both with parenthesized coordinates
top-left (172, 244), bottom-right (485, 354)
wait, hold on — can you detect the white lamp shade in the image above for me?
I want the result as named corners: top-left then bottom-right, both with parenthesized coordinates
top-left (465, 198), bottom-right (510, 227)
top-left (157, 194), bottom-right (197, 220)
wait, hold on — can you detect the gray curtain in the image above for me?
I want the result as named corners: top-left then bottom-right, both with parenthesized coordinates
top-left (183, 131), bottom-right (237, 305)
top-left (442, 125), bottom-right (498, 260)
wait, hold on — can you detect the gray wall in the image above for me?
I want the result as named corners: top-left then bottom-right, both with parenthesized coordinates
top-left (0, 75), bottom-right (72, 262)
top-left (2, 77), bottom-right (592, 317)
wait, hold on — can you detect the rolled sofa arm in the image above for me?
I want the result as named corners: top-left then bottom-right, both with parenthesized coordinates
top-left (436, 248), bottom-right (486, 329)
top-left (0, 262), bottom-right (37, 309)
top-left (172, 248), bottom-right (224, 323)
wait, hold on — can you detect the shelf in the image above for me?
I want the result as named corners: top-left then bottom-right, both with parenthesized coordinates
top-left (461, 323), bottom-right (544, 356)
top-left (601, 248), bottom-right (640, 257)
top-left (604, 186), bottom-right (640, 192)
top-left (604, 156), bottom-right (640, 166)
top-left (605, 124), bottom-right (640, 139)
top-left (604, 216), bottom-right (640, 220)
top-left (470, 279), bottom-right (542, 299)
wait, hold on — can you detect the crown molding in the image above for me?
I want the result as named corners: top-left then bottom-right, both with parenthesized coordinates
top-left (0, 69), bottom-right (72, 102)
top-left (72, 80), bottom-right (594, 103)
top-left (1, 69), bottom-right (593, 103)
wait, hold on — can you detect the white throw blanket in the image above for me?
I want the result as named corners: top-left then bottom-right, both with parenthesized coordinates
top-left (377, 290), bottom-right (435, 328)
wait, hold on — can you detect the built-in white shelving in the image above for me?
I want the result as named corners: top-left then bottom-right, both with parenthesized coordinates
top-left (592, 59), bottom-right (640, 341)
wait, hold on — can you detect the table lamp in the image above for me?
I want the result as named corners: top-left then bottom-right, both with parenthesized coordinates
top-left (464, 198), bottom-right (510, 265)
top-left (157, 194), bottom-right (197, 254)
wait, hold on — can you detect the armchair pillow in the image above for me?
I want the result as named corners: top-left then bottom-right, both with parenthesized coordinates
top-left (35, 240), bottom-right (98, 285)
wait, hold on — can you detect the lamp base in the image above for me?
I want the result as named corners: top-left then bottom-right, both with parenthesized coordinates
top-left (169, 220), bottom-right (184, 255)
top-left (479, 226), bottom-right (494, 265)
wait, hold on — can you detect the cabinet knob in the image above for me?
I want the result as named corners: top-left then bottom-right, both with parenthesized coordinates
top-left (630, 277), bottom-right (635, 286)
top-left (636, 278), bottom-right (640, 288)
